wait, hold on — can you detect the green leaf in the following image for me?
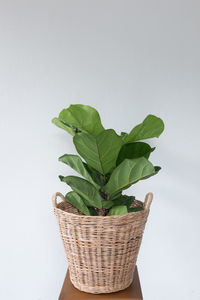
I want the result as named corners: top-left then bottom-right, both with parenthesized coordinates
top-left (88, 207), bottom-right (99, 216)
top-left (107, 205), bottom-right (128, 216)
top-left (154, 166), bottom-right (161, 172)
top-left (120, 132), bottom-right (128, 141)
top-left (116, 142), bottom-right (155, 165)
top-left (59, 154), bottom-right (99, 189)
top-left (83, 163), bottom-right (105, 187)
top-left (73, 129), bottom-right (123, 175)
top-left (59, 175), bottom-right (102, 209)
top-left (52, 117), bottom-right (76, 136)
top-left (128, 207), bottom-right (143, 213)
top-left (58, 104), bottom-right (104, 136)
top-left (109, 191), bottom-right (122, 200)
top-left (65, 191), bottom-right (91, 216)
top-left (103, 157), bottom-right (155, 196)
top-left (140, 165), bottom-right (161, 180)
top-left (102, 195), bottom-right (135, 209)
top-left (102, 200), bottom-right (114, 209)
top-left (113, 195), bottom-right (135, 208)
top-left (125, 115), bottom-right (164, 143)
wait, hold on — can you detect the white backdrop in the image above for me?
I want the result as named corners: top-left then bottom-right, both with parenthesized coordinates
top-left (0, 1), bottom-right (200, 299)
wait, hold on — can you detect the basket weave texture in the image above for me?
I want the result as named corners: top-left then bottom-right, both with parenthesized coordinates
top-left (53, 192), bottom-right (153, 294)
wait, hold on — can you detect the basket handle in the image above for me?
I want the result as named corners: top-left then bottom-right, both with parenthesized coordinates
top-left (144, 192), bottom-right (153, 210)
top-left (52, 192), bottom-right (65, 208)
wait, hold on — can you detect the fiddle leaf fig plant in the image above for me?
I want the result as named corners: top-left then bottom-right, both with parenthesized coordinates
top-left (52, 104), bottom-right (164, 216)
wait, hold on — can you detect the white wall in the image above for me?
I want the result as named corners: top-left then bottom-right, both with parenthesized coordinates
top-left (0, 1), bottom-right (200, 299)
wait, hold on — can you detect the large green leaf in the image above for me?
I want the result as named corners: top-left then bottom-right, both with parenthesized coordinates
top-left (116, 142), bottom-right (155, 165)
top-left (83, 163), bottom-right (105, 187)
top-left (59, 175), bottom-right (102, 208)
top-left (59, 154), bottom-right (99, 189)
top-left (125, 115), bottom-right (164, 143)
top-left (58, 104), bottom-right (104, 136)
top-left (65, 191), bottom-right (91, 216)
top-left (73, 129), bottom-right (123, 175)
top-left (103, 157), bottom-right (155, 196)
top-left (107, 205), bottom-right (128, 216)
top-left (52, 117), bottom-right (76, 136)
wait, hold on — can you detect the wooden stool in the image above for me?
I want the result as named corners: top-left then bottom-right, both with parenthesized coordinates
top-left (59, 266), bottom-right (143, 300)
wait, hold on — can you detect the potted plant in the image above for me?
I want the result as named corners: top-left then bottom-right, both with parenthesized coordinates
top-left (52, 104), bottom-right (164, 294)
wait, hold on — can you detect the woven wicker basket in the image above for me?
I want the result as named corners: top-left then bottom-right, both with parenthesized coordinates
top-left (52, 192), bottom-right (153, 294)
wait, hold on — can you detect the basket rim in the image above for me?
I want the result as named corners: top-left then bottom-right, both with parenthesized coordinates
top-left (52, 192), bottom-right (153, 221)
top-left (54, 200), bottom-right (147, 219)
